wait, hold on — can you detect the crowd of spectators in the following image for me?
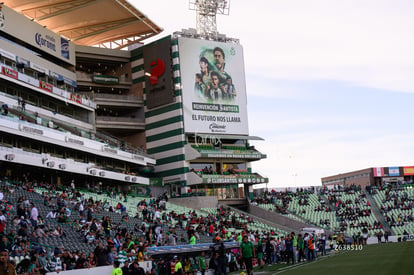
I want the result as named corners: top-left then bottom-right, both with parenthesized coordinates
top-left (0, 174), bottom-right (303, 275)
top-left (251, 189), bottom-right (319, 215)
top-left (321, 187), bottom-right (382, 232)
top-left (367, 182), bottom-right (414, 230)
top-left (253, 186), bottom-right (387, 237)
top-left (377, 190), bottom-right (414, 227)
top-left (2, 173), bottom-right (413, 275)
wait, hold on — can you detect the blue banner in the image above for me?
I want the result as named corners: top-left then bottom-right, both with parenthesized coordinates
top-left (389, 167), bottom-right (400, 176)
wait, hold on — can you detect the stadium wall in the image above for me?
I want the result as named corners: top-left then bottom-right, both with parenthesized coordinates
top-left (321, 168), bottom-right (373, 189)
top-left (131, 37), bottom-right (189, 187)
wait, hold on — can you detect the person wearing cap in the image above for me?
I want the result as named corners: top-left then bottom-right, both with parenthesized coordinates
top-left (0, 249), bottom-right (15, 275)
top-left (174, 256), bottom-right (183, 275)
top-left (112, 260), bottom-right (122, 275)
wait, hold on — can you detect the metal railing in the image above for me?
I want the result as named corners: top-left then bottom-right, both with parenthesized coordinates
top-left (96, 116), bottom-right (145, 123)
top-left (93, 93), bottom-right (143, 101)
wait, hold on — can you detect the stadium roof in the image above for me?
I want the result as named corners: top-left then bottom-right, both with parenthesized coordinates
top-left (2, 0), bottom-right (163, 49)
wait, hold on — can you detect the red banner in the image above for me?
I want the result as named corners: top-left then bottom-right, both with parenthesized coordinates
top-left (2, 67), bottom-right (18, 79)
top-left (403, 166), bottom-right (414, 176)
top-left (373, 167), bottom-right (384, 177)
top-left (70, 93), bottom-right (81, 104)
top-left (39, 81), bottom-right (53, 92)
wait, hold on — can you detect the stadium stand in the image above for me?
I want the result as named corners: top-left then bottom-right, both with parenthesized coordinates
top-left (253, 187), bottom-right (386, 238)
top-left (371, 185), bottom-right (414, 235)
top-left (2, 173), bottom-right (413, 275)
top-left (0, 174), bottom-right (301, 273)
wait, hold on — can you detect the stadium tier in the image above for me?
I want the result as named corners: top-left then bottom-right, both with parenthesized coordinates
top-left (0, 177), bottom-right (294, 269)
top-left (253, 187), bottom-right (390, 237)
top-left (371, 186), bottom-right (414, 235)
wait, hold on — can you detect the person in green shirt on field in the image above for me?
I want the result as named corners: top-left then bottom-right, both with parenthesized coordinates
top-left (297, 234), bottom-right (305, 263)
top-left (197, 252), bottom-right (207, 275)
top-left (174, 256), bottom-right (183, 275)
top-left (256, 239), bottom-right (264, 269)
top-left (240, 235), bottom-right (255, 275)
top-left (291, 232), bottom-right (298, 264)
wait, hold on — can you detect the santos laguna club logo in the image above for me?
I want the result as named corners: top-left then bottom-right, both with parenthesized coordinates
top-left (149, 58), bottom-right (165, 85)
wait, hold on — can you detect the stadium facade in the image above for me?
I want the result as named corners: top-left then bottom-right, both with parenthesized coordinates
top-left (135, 34), bottom-right (268, 199)
top-left (0, 1), bottom-right (267, 199)
top-left (321, 166), bottom-right (414, 189)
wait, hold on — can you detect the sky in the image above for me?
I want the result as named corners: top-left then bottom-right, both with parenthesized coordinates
top-left (132, 0), bottom-right (414, 188)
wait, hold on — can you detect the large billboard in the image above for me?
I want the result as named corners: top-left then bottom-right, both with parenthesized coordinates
top-left (178, 37), bottom-right (249, 135)
top-left (143, 37), bottom-right (174, 109)
top-left (0, 4), bottom-right (75, 65)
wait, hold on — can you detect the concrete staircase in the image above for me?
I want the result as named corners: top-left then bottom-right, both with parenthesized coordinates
top-left (365, 191), bottom-right (393, 234)
top-left (319, 193), bottom-right (336, 211)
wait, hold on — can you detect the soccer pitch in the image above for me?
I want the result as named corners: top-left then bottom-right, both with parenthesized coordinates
top-left (271, 241), bottom-right (414, 275)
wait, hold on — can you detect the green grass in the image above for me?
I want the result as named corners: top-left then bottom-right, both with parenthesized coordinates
top-left (236, 242), bottom-right (414, 275)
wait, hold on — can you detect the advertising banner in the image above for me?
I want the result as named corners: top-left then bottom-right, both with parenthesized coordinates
top-left (373, 167), bottom-right (384, 177)
top-left (143, 37), bottom-right (174, 109)
top-left (70, 93), bottom-right (81, 104)
top-left (178, 37), bottom-right (249, 135)
top-left (0, 4), bottom-right (75, 65)
top-left (403, 166), bottom-right (414, 176)
top-left (388, 167), bottom-right (400, 177)
top-left (39, 81), bottom-right (53, 92)
top-left (92, 75), bottom-right (119, 85)
top-left (2, 66), bottom-right (18, 79)
top-left (30, 62), bottom-right (49, 74)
